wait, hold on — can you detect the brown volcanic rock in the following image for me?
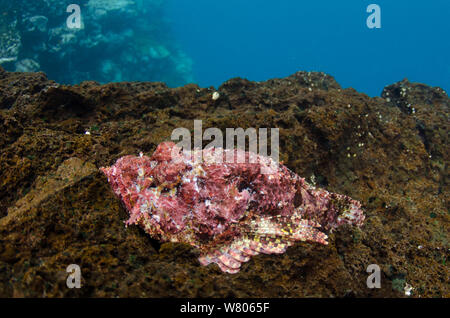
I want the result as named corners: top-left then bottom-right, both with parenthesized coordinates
top-left (0, 66), bottom-right (448, 297)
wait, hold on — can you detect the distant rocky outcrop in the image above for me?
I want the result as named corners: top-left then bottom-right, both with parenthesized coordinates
top-left (0, 0), bottom-right (193, 86)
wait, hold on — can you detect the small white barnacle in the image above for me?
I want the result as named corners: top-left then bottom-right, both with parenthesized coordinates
top-left (404, 283), bottom-right (414, 296)
top-left (212, 91), bottom-right (220, 100)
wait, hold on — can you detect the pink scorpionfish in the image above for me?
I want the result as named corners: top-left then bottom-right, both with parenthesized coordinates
top-left (101, 142), bottom-right (364, 274)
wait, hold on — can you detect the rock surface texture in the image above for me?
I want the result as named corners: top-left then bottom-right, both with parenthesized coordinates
top-left (0, 67), bottom-right (448, 297)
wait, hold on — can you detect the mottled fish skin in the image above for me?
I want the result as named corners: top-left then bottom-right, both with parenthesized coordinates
top-left (101, 142), bottom-right (365, 273)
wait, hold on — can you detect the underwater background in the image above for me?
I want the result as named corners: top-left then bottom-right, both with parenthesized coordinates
top-left (167, 0), bottom-right (450, 96)
top-left (0, 0), bottom-right (448, 298)
top-left (0, 0), bottom-right (449, 96)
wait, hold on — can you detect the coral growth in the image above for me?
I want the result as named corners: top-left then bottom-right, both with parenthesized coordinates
top-left (0, 0), bottom-right (193, 86)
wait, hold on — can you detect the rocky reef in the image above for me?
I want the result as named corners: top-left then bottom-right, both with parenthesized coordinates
top-left (0, 67), bottom-right (448, 297)
top-left (0, 0), bottom-right (193, 86)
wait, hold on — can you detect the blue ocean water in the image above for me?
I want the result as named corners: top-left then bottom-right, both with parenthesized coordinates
top-left (166, 0), bottom-right (450, 96)
top-left (1, 1), bottom-right (448, 95)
